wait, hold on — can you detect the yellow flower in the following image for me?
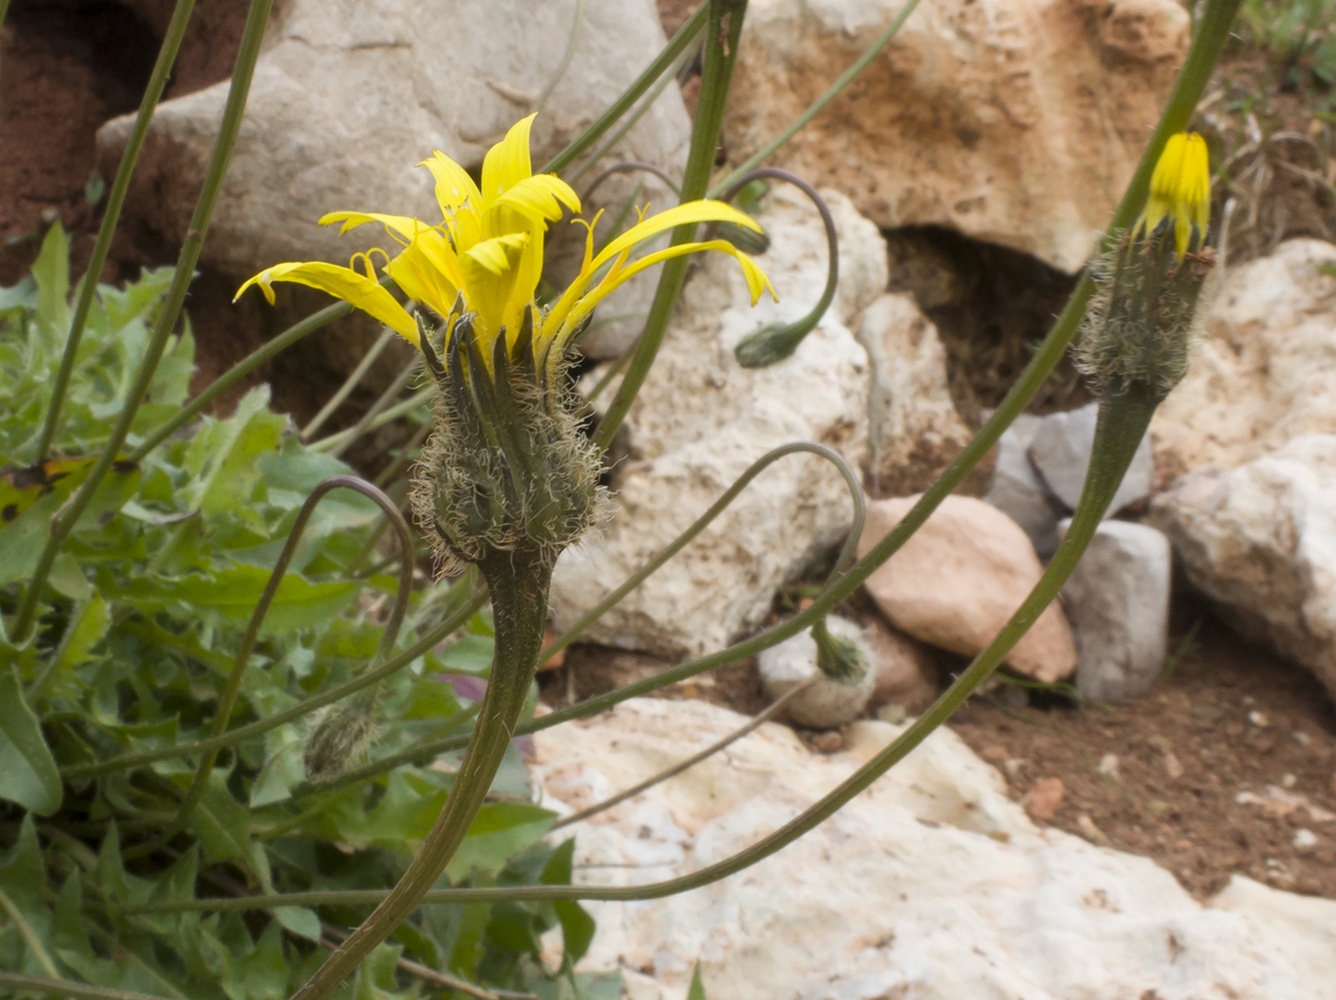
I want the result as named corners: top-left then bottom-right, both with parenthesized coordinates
top-left (236, 114), bottom-right (774, 376)
top-left (1136, 131), bottom-right (1211, 260)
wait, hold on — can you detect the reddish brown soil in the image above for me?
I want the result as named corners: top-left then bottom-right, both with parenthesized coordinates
top-left (950, 607), bottom-right (1336, 902)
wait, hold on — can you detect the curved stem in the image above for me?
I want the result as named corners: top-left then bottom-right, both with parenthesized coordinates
top-left (129, 387), bottom-right (1158, 920)
top-left (540, 2), bottom-right (709, 175)
top-left (300, 329), bottom-right (395, 440)
top-left (723, 168), bottom-right (838, 367)
top-left (34, 0), bottom-right (197, 462)
top-left (592, 0), bottom-right (748, 452)
top-left (10, 0), bottom-right (276, 643)
top-left (162, 477), bottom-right (415, 840)
top-left (580, 161), bottom-right (683, 204)
top-left (289, 546), bottom-right (553, 1000)
top-left (708, 0), bottom-right (925, 198)
top-left (0, 973), bottom-right (170, 1000)
top-left (544, 440), bottom-right (862, 665)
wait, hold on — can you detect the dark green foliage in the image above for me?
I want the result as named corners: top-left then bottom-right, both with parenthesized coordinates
top-left (0, 226), bottom-right (605, 1000)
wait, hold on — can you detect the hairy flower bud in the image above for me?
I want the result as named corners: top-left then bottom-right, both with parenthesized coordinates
top-left (303, 703), bottom-right (377, 780)
top-left (811, 617), bottom-right (870, 685)
top-left (1077, 132), bottom-right (1216, 402)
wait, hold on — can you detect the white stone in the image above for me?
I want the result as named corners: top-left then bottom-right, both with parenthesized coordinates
top-left (550, 186), bottom-right (881, 659)
top-left (856, 293), bottom-right (972, 496)
top-left (984, 413), bottom-right (1065, 559)
top-left (1152, 238), bottom-right (1336, 478)
top-left (95, 0), bottom-right (689, 280)
top-left (1059, 518), bottom-right (1172, 702)
top-left (724, 0), bottom-right (1187, 272)
top-left (757, 616), bottom-right (877, 729)
top-left (1149, 433), bottom-right (1336, 705)
top-left (530, 698), bottom-right (1336, 1000)
top-left (1029, 402), bottom-right (1154, 514)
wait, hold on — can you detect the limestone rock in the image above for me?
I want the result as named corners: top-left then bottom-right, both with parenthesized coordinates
top-left (757, 617), bottom-right (877, 729)
top-left (1028, 401), bottom-right (1153, 514)
top-left (550, 186), bottom-right (880, 659)
top-left (1149, 434), bottom-right (1336, 705)
top-left (724, 0), bottom-right (1187, 272)
top-left (530, 697), bottom-right (1336, 1000)
top-left (856, 293), bottom-right (972, 496)
top-left (1060, 518), bottom-right (1172, 701)
top-left (96, 0), bottom-right (689, 280)
top-left (857, 495), bottom-right (1077, 681)
top-left (984, 413), bottom-right (1065, 559)
top-left (1152, 239), bottom-right (1336, 479)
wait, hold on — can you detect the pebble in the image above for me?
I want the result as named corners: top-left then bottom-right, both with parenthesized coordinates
top-left (1293, 730), bottom-right (1310, 746)
top-left (757, 616), bottom-right (877, 729)
top-left (1293, 828), bottom-right (1319, 851)
top-left (1024, 777), bottom-right (1065, 822)
top-left (1281, 773), bottom-right (1297, 789)
top-left (1164, 753), bottom-right (1184, 780)
top-left (1098, 754), bottom-right (1120, 780)
top-left (1076, 813), bottom-right (1108, 844)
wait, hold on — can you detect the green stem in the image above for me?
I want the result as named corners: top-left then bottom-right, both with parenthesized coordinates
top-left (127, 388), bottom-right (1159, 920)
top-left (592, 0), bottom-right (747, 452)
top-left (289, 546), bottom-right (554, 1000)
top-left (707, 0), bottom-right (924, 198)
top-left (33, 0), bottom-right (197, 461)
top-left (540, 2), bottom-right (709, 175)
top-left (129, 298), bottom-right (357, 462)
top-left (0, 974), bottom-right (170, 1000)
top-left (10, 0), bottom-right (276, 643)
top-left (300, 328), bottom-right (395, 440)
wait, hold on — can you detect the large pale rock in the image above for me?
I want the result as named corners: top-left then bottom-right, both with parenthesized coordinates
top-left (984, 412), bottom-right (1065, 559)
top-left (1152, 239), bottom-right (1336, 478)
top-left (857, 495), bottom-right (1077, 681)
top-left (1028, 401), bottom-right (1153, 514)
top-left (725, 0), bottom-right (1187, 272)
top-left (96, 0), bottom-right (688, 279)
top-left (1059, 518), bottom-right (1172, 702)
top-left (530, 698), bottom-right (1336, 1000)
top-left (550, 187), bottom-right (881, 659)
top-left (856, 293), bottom-right (972, 496)
top-left (1149, 434), bottom-right (1336, 704)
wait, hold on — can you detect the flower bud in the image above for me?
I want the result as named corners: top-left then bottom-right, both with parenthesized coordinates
top-left (1077, 132), bottom-right (1216, 402)
top-left (411, 305), bottom-right (607, 574)
top-left (811, 617), bottom-right (870, 685)
top-left (303, 704), bottom-right (377, 780)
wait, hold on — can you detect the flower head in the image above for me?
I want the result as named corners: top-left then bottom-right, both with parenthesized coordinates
top-left (236, 115), bottom-right (776, 573)
top-left (1136, 131), bottom-right (1211, 260)
top-left (235, 113), bottom-right (774, 381)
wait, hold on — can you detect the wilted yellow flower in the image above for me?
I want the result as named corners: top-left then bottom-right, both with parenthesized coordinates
top-left (1136, 131), bottom-right (1211, 260)
top-left (236, 113), bottom-right (774, 379)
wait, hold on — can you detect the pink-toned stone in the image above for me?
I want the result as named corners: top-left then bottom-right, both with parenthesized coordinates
top-left (864, 617), bottom-right (940, 712)
top-left (856, 495), bottom-right (1078, 682)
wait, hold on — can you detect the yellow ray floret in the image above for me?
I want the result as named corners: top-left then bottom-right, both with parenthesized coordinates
top-left (235, 114), bottom-right (774, 375)
top-left (1137, 132), bottom-right (1211, 259)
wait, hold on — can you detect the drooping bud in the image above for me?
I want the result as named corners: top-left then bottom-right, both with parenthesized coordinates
top-left (810, 617), bottom-right (870, 685)
top-left (1076, 132), bottom-right (1216, 402)
top-left (303, 703), bottom-right (377, 780)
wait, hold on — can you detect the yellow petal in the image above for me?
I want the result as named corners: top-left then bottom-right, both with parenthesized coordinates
top-left (462, 232), bottom-right (529, 276)
top-left (386, 236), bottom-right (461, 320)
top-left (489, 174), bottom-right (581, 225)
top-left (543, 238), bottom-right (776, 350)
top-left (545, 200), bottom-right (766, 336)
top-left (419, 150), bottom-right (484, 218)
top-left (319, 211), bottom-right (431, 243)
top-left (234, 261), bottom-right (418, 345)
top-left (480, 113), bottom-right (537, 205)
top-left (460, 233), bottom-right (530, 352)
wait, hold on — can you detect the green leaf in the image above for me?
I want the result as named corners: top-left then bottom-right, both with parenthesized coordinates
top-left (543, 840), bottom-right (595, 967)
top-left (192, 773), bottom-right (265, 884)
top-left (104, 565), bottom-right (362, 635)
top-left (687, 962), bottom-right (709, 1000)
top-left (48, 550), bottom-right (93, 600)
top-left (0, 673), bottom-right (62, 815)
top-left (446, 802), bottom-right (555, 881)
top-left (32, 222), bottom-right (69, 353)
top-left (272, 905), bottom-right (322, 943)
top-left (181, 386), bottom-right (287, 524)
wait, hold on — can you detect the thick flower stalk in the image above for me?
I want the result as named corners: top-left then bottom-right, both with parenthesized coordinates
top-left (1077, 131), bottom-right (1215, 402)
top-left (237, 113), bottom-right (773, 1000)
